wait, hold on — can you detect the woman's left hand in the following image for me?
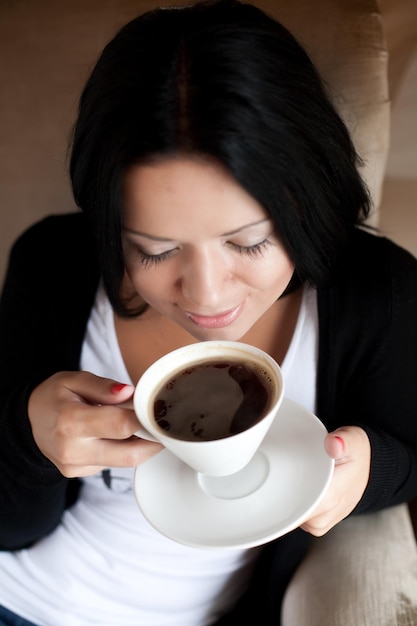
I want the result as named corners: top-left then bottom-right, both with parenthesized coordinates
top-left (300, 426), bottom-right (371, 536)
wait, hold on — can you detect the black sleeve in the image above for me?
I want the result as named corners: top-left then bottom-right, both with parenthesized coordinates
top-left (317, 232), bottom-right (417, 513)
top-left (0, 214), bottom-right (99, 549)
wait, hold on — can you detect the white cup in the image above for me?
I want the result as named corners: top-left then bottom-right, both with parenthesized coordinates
top-left (134, 341), bottom-right (284, 477)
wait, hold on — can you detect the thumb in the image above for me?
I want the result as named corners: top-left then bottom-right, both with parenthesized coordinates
top-left (324, 426), bottom-right (370, 465)
top-left (324, 429), bottom-right (348, 464)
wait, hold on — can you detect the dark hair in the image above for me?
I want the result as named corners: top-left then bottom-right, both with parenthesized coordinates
top-left (70, 0), bottom-right (371, 316)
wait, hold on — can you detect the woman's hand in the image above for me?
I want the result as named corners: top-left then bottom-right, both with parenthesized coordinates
top-left (300, 426), bottom-right (371, 536)
top-left (28, 371), bottom-right (163, 478)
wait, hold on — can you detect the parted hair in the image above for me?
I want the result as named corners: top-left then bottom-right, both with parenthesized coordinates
top-left (70, 0), bottom-right (371, 316)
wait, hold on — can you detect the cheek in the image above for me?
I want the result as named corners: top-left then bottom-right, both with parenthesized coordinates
top-left (244, 255), bottom-right (294, 293)
top-left (128, 271), bottom-right (155, 296)
top-left (125, 265), bottom-right (173, 304)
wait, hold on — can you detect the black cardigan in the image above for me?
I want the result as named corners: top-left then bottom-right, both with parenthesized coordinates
top-left (1, 213), bottom-right (417, 553)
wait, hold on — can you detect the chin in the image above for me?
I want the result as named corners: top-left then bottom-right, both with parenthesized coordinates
top-left (188, 325), bottom-right (248, 343)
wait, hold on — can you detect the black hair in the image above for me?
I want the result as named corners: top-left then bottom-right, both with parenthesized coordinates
top-left (70, 0), bottom-right (371, 316)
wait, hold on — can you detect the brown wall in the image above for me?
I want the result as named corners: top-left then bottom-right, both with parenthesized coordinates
top-left (0, 0), bottom-right (189, 288)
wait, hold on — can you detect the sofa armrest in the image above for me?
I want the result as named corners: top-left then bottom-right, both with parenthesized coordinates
top-left (266, 0), bottom-right (390, 217)
top-left (282, 504), bottom-right (417, 625)
top-left (409, 497), bottom-right (417, 539)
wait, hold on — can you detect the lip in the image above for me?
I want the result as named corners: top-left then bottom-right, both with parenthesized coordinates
top-left (185, 303), bottom-right (243, 329)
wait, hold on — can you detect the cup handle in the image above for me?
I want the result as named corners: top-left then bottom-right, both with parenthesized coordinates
top-left (117, 400), bottom-right (159, 443)
top-left (134, 425), bottom-right (159, 443)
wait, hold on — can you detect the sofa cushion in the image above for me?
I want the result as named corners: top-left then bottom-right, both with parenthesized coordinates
top-left (282, 504), bottom-right (417, 626)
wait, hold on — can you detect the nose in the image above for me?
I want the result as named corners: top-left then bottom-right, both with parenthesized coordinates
top-left (178, 247), bottom-right (227, 308)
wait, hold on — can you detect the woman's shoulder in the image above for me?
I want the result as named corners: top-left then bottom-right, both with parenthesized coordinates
top-left (10, 212), bottom-right (96, 270)
top-left (318, 227), bottom-right (417, 324)
top-left (350, 227), bottom-right (417, 294)
top-left (353, 227), bottom-right (417, 266)
top-left (7, 212), bottom-right (100, 300)
top-left (331, 227), bottom-right (417, 290)
top-left (11, 212), bottom-right (90, 254)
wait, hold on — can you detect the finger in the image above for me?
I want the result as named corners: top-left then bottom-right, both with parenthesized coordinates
top-left (97, 437), bottom-right (163, 468)
top-left (59, 437), bottom-right (163, 478)
top-left (57, 403), bottom-right (142, 440)
top-left (60, 371), bottom-right (134, 406)
top-left (324, 426), bottom-right (367, 464)
top-left (302, 427), bottom-right (371, 536)
top-left (117, 399), bottom-right (135, 410)
top-left (324, 431), bottom-right (346, 463)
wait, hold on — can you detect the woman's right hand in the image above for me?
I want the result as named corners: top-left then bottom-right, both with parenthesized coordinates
top-left (28, 371), bottom-right (163, 477)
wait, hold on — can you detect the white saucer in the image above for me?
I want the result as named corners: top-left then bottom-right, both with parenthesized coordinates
top-left (134, 398), bottom-right (334, 550)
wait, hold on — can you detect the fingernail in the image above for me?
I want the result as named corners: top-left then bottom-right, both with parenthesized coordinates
top-left (334, 435), bottom-right (345, 451)
top-left (111, 383), bottom-right (130, 394)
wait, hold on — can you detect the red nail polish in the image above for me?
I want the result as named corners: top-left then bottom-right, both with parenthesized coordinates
top-left (111, 383), bottom-right (129, 394)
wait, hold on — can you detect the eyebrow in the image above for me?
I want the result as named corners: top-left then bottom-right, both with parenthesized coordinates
top-left (122, 218), bottom-right (270, 242)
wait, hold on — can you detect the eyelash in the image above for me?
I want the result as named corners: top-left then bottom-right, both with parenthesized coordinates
top-left (231, 240), bottom-right (271, 258)
top-left (138, 249), bottom-right (173, 268)
top-left (134, 239), bottom-right (272, 268)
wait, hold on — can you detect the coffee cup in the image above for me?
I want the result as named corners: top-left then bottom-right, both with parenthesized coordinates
top-left (134, 341), bottom-right (284, 476)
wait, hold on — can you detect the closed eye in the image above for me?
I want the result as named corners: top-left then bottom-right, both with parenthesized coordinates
top-left (127, 239), bottom-right (273, 268)
top-left (132, 246), bottom-right (178, 268)
top-left (229, 239), bottom-right (273, 258)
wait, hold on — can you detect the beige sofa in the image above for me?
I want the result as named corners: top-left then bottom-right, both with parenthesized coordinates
top-left (1, 1), bottom-right (417, 623)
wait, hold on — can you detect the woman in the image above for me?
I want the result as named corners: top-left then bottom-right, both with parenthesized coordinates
top-left (1, 1), bottom-right (416, 624)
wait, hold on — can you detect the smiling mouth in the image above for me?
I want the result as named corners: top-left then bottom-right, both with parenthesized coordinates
top-left (185, 304), bottom-right (243, 329)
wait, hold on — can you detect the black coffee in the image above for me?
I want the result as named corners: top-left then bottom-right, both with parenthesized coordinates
top-left (153, 359), bottom-right (273, 441)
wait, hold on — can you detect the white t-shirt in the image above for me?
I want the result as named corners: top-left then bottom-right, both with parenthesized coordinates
top-left (0, 285), bottom-right (317, 626)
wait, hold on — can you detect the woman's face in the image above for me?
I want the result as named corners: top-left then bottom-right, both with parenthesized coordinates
top-left (122, 157), bottom-right (294, 341)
